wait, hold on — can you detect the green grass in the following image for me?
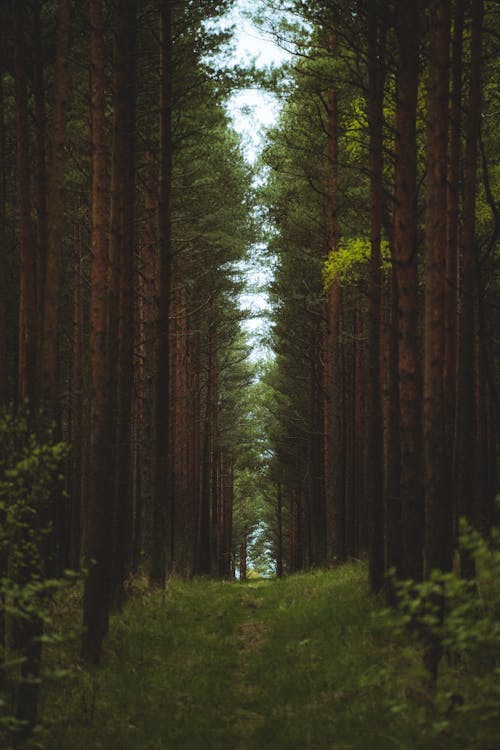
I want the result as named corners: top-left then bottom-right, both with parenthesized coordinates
top-left (37, 565), bottom-right (465, 749)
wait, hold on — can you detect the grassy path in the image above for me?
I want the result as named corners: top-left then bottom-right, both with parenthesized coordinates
top-left (43, 565), bottom-right (429, 749)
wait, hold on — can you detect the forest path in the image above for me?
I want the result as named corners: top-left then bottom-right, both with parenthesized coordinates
top-left (43, 565), bottom-right (423, 750)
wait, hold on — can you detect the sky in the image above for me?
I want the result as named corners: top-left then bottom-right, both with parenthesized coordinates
top-left (221, 0), bottom-right (291, 352)
top-left (224, 1), bottom-right (289, 163)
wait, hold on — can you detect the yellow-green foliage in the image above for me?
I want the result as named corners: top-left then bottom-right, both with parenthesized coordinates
top-left (344, 96), bottom-right (367, 162)
top-left (323, 237), bottom-right (391, 288)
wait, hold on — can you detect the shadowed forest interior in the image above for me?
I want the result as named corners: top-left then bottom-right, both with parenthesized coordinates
top-left (0, 0), bottom-right (499, 748)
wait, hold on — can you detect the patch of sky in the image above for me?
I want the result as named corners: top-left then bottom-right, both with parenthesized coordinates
top-left (208, 0), bottom-right (291, 362)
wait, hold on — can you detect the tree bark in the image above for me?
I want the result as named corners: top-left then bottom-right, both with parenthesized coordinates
top-left (14, 5), bottom-right (37, 407)
top-left (276, 482), bottom-right (283, 577)
top-left (0, 63), bottom-right (7, 405)
top-left (81, 0), bottom-right (112, 664)
top-left (393, 0), bottom-right (423, 582)
top-left (151, 0), bottom-right (173, 588)
top-left (41, 0), bottom-right (71, 417)
top-left (445, 0), bottom-right (464, 472)
top-left (110, 0), bottom-right (137, 608)
top-left (324, 71), bottom-right (344, 566)
top-left (455, 0), bottom-right (484, 566)
top-left (423, 0), bottom-right (452, 576)
top-left (366, 1), bottom-right (386, 591)
top-left (33, 0), bottom-right (48, 351)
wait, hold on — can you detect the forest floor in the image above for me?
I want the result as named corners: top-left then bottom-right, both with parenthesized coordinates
top-left (39, 564), bottom-right (476, 750)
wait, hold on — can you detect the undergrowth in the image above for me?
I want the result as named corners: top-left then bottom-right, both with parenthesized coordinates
top-left (37, 556), bottom-right (499, 750)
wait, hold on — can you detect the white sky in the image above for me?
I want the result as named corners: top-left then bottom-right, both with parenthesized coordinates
top-left (224, 0), bottom-right (289, 161)
top-left (222, 0), bottom-right (290, 349)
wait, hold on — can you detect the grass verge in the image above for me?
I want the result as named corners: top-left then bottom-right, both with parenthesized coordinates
top-left (36, 564), bottom-right (489, 749)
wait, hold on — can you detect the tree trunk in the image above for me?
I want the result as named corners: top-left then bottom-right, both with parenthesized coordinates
top-left (81, 0), bottom-right (112, 665)
top-left (366, 1), bottom-right (386, 591)
top-left (134, 148), bottom-right (158, 573)
top-left (324, 69), bottom-right (344, 567)
top-left (151, 0), bottom-right (173, 588)
top-left (41, 0), bottom-right (71, 417)
top-left (0, 64), bottom-right (7, 405)
top-left (445, 0), bottom-right (464, 479)
top-left (423, 0), bottom-right (452, 576)
top-left (455, 0), bottom-right (484, 573)
top-left (276, 482), bottom-right (283, 578)
top-left (14, 5), bottom-right (37, 407)
top-left (393, 0), bottom-right (423, 582)
top-left (383, 269), bottom-right (401, 599)
top-left (33, 0), bottom-right (48, 351)
top-left (110, 0), bottom-right (137, 608)
top-left (69, 227), bottom-right (84, 570)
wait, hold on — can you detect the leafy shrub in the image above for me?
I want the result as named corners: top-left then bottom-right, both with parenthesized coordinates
top-left (0, 408), bottom-right (71, 748)
top-left (386, 519), bottom-right (500, 749)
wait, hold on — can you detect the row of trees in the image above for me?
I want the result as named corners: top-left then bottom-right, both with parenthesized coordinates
top-left (261, 0), bottom-right (499, 588)
top-left (0, 0), bottom-right (262, 732)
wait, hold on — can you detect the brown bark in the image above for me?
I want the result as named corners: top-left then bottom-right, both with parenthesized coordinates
top-left (33, 0), bottom-right (48, 343)
top-left (69, 229), bottom-right (84, 570)
top-left (0, 64), bottom-right (7, 405)
top-left (455, 0), bottom-right (484, 560)
top-left (349, 304), bottom-right (364, 560)
top-left (219, 452), bottom-right (233, 579)
top-left (81, 0), bottom-right (112, 664)
top-left (366, 2), bottom-right (386, 591)
top-left (309, 330), bottom-right (326, 566)
top-left (393, 0), bottom-right (423, 581)
top-left (445, 0), bottom-right (464, 459)
top-left (171, 281), bottom-right (194, 574)
top-left (210, 357), bottom-right (219, 573)
top-left (382, 269), bottom-right (401, 597)
top-left (133, 148), bottom-right (158, 573)
top-left (324, 72), bottom-right (344, 566)
top-left (151, 0), bottom-right (173, 588)
top-left (188, 324), bottom-right (201, 573)
top-left (197, 308), bottom-right (214, 575)
top-left (240, 536), bottom-right (247, 581)
top-left (424, 0), bottom-right (452, 576)
top-left (41, 0), bottom-right (71, 417)
top-left (276, 482), bottom-right (283, 578)
top-left (110, 0), bottom-right (137, 607)
top-left (14, 5), bottom-right (37, 407)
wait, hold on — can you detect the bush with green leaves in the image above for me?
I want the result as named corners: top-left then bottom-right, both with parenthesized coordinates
top-left (387, 518), bottom-right (500, 749)
top-left (0, 408), bottom-right (70, 748)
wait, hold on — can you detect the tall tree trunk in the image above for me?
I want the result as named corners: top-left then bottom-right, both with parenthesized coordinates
top-left (455, 0), bottom-right (484, 570)
top-left (382, 267), bottom-right (401, 599)
top-left (350, 304), bottom-right (364, 559)
top-left (110, 0), bottom-right (137, 608)
top-left (366, 1), bottom-right (386, 591)
top-left (134, 148), bottom-right (158, 573)
top-left (14, 5), bottom-right (37, 407)
top-left (446, 0), bottom-right (464, 484)
top-left (324, 70), bottom-right (344, 566)
top-left (310, 331), bottom-right (326, 566)
top-left (41, 0), bottom-right (70, 418)
top-left (69, 227), bottom-right (84, 570)
top-left (240, 536), bottom-right (247, 581)
top-left (12, 8), bottom-right (42, 732)
top-left (0, 64), bottom-right (7, 405)
top-left (196, 308), bottom-right (214, 575)
top-left (151, 0), bottom-right (173, 588)
top-left (276, 482), bottom-right (283, 578)
top-left (393, 0), bottom-right (423, 581)
top-left (32, 0), bottom-right (48, 346)
top-left (81, 0), bottom-right (112, 664)
top-left (424, 0), bottom-right (452, 576)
